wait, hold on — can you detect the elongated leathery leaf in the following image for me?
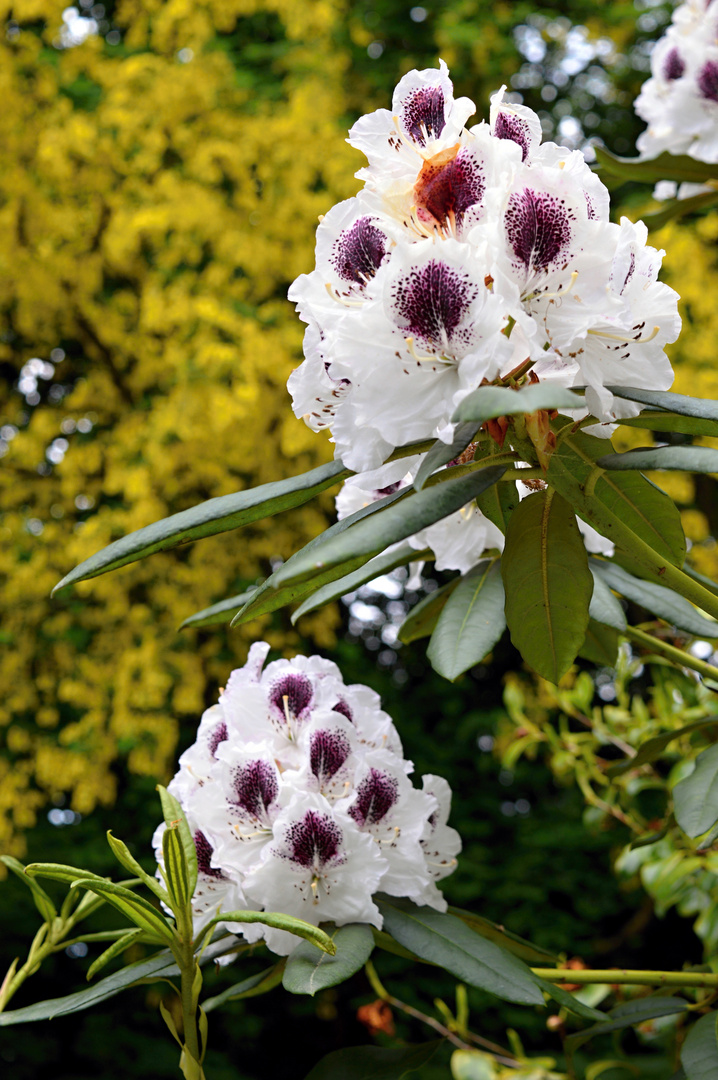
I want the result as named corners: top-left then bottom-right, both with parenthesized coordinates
top-left (502, 490), bottom-right (593, 683)
top-left (414, 421), bottom-right (480, 490)
top-left (232, 484), bottom-right (409, 627)
top-left (598, 446), bottom-right (718, 473)
top-left (0, 856), bottom-right (56, 922)
top-left (674, 744), bottom-right (718, 838)
top-left (681, 1011), bottom-right (718, 1080)
top-left (452, 383), bottom-right (585, 426)
top-left (304, 1041), bottom-right (442, 1080)
top-left (53, 459), bottom-right (351, 594)
top-left (589, 568), bottom-right (627, 631)
top-left (618, 411), bottom-right (718, 438)
top-left (427, 560), bottom-right (506, 680)
top-left (180, 590), bottom-right (256, 630)
top-left (283, 923), bottom-right (374, 996)
top-left (449, 906), bottom-right (558, 965)
top-left (590, 559), bottom-right (718, 638)
top-left (71, 879), bottom-right (176, 944)
top-left (203, 963), bottom-right (286, 1012)
top-left (377, 896), bottom-right (544, 1005)
top-left (607, 716), bottom-right (718, 778)
top-left (546, 429), bottom-right (686, 569)
top-left (566, 996), bottom-right (689, 1054)
top-left (273, 464), bottom-right (506, 587)
top-left (106, 832), bottom-right (169, 904)
top-left (291, 544), bottom-right (431, 624)
top-left (86, 928), bottom-right (145, 982)
top-left (157, 785), bottom-right (198, 900)
top-left (397, 577), bottom-right (461, 644)
top-left (607, 385), bottom-right (718, 423)
top-left (476, 477), bottom-right (519, 534)
top-left (204, 910), bottom-right (335, 954)
top-left (594, 146), bottom-right (718, 185)
top-left (579, 620), bottom-right (619, 667)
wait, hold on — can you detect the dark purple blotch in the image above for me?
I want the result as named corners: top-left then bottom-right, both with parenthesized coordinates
top-left (208, 721), bottom-right (228, 758)
top-left (286, 810), bottom-right (343, 870)
top-left (505, 187), bottom-right (574, 274)
top-left (269, 672), bottom-right (313, 722)
top-left (392, 260), bottom-right (478, 351)
top-left (330, 217), bottom-right (387, 285)
top-left (698, 60), bottom-right (718, 104)
top-left (310, 729), bottom-right (351, 784)
top-left (231, 759), bottom-right (278, 818)
top-left (402, 86), bottom-right (446, 146)
top-left (194, 830), bottom-right (224, 879)
top-left (349, 768), bottom-right (399, 827)
top-left (494, 111), bottom-right (531, 162)
top-left (662, 48), bottom-right (685, 81)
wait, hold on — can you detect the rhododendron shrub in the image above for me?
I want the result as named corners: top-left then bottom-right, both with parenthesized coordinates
top-left (6, 55), bottom-right (718, 1080)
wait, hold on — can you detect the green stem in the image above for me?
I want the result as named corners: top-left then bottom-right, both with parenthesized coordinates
top-left (624, 626), bottom-right (718, 682)
top-left (532, 967), bottom-right (718, 988)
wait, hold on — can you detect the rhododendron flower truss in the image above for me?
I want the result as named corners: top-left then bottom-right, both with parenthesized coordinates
top-left (154, 643), bottom-right (462, 957)
top-left (59, 65), bottom-right (718, 692)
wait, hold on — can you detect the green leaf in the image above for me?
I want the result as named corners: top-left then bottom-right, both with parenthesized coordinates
top-left (607, 717), bottom-right (718, 778)
top-left (0, 856), bottom-right (57, 922)
top-left (593, 146), bottom-right (718, 185)
top-left (546, 429), bottom-right (686, 569)
top-left (179, 590), bottom-right (256, 630)
top-left (24, 863), bottom-right (106, 885)
top-left (579, 620), bottom-right (620, 667)
top-left (376, 896), bottom-right (544, 1006)
top-left (397, 578), bottom-right (461, 644)
top-left (607, 386), bottom-right (718, 423)
top-left (426, 560), bottom-right (506, 680)
top-left (618, 411), bottom-right (718, 438)
top-left (597, 446), bottom-right (718, 474)
top-left (502, 489), bottom-right (592, 683)
top-left (674, 744), bottom-right (718, 838)
top-left (448, 906), bottom-right (558, 965)
top-left (304, 1040), bottom-right (443, 1080)
top-left (204, 910), bottom-right (336, 954)
top-left (86, 928), bottom-right (145, 982)
top-left (283, 923), bottom-right (374, 996)
top-left (589, 569), bottom-right (627, 631)
top-left (106, 832), bottom-right (169, 905)
top-left (232, 485), bottom-right (409, 627)
top-left (565, 996), bottom-right (689, 1053)
top-left (202, 962), bottom-right (286, 1012)
top-left (642, 191), bottom-right (718, 232)
top-left (681, 1011), bottom-right (718, 1080)
top-left (452, 383), bottom-right (585, 426)
top-left (590, 559), bottom-right (718, 638)
top-left (52, 459), bottom-right (351, 593)
top-left (273, 465), bottom-right (506, 587)
top-left (475, 478), bottom-right (519, 534)
top-left (71, 879), bottom-right (176, 944)
top-left (291, 544), bottom-right (430, 623)
top-left (0, 936), bottom-right (237, 1025)
top-left (157, 785), bottom-right (198, 900)
top-left (414, 421), bottom-right (480, 490)
top-left (163, 824), bottom-right (192, 915)
top-left (532, 977), bottom-right (607, 1022)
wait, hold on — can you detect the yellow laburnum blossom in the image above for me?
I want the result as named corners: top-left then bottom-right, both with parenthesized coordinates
top-left (0, 0), bottom-right (358, 860)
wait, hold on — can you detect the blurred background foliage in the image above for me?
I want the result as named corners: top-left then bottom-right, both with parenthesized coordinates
top-left (3, 0), bottom-right (718, 1077)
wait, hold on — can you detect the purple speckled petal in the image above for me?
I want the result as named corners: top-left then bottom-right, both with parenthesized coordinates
top-left (402, 85), bottom-right (446, 146)
top-left (505, 187), bottom-right (574, 274)
top-left (269, 673), bottom-right (313, 722)
top-left (231, 759), bottom-right (278, 818)
top-left (330, 217), bottom-right (388, 285)
top-left (391, 260), bottom-right (479, 351)
top-left (493, 111), bottom-right (532, 161)
top-left (414, 147), bottom-right (485, 231)
top-left (698, 60), bottom-right (718, 103)
top-left (208, 722), bottom-right (228, 759)
top-left (349, 769), bottom-right (399, 827)
top-left (285, 810), bottom-right (343, 869)
top-left (662, 48), bottom-right (685, 82)
top-left (310, 728), bottom-right (351, 784)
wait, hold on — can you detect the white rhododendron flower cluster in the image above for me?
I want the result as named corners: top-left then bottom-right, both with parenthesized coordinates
top-left (635, 0), bottom-right (718, 165)
top-left (287, 62), bottom-right (680, 572)
top-left (153, 643), bottom-right (460, 957)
